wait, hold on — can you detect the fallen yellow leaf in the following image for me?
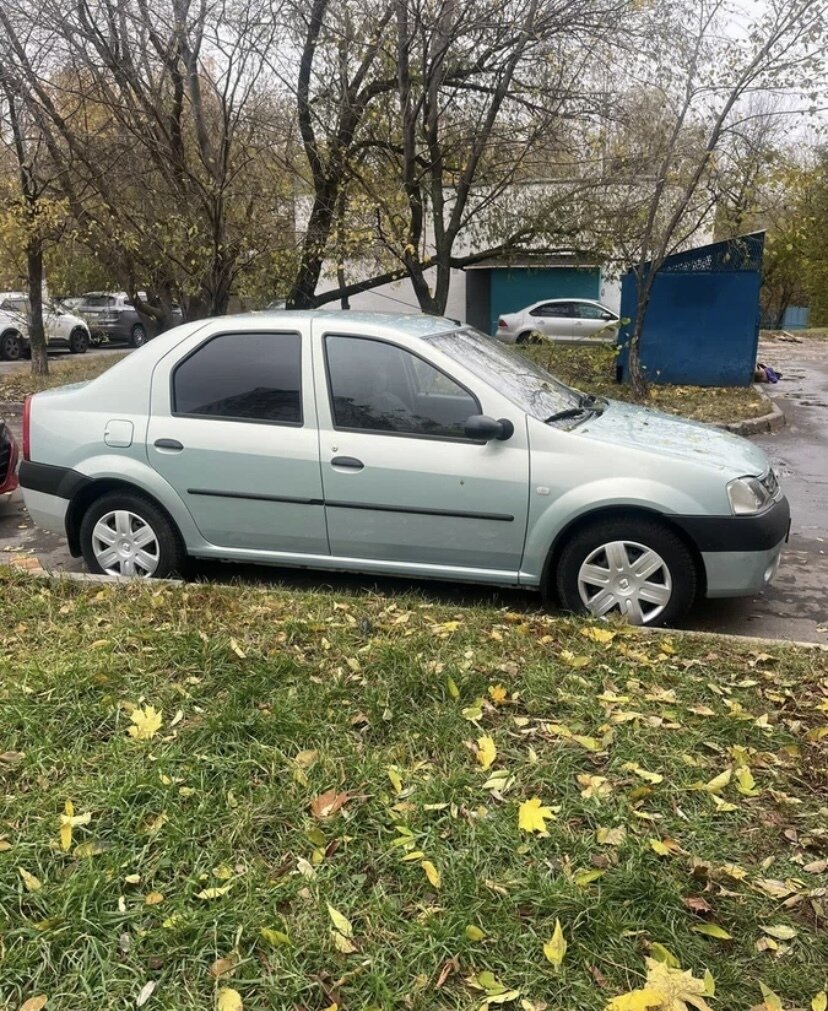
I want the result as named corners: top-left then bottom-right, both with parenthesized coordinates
top-left (18, 867), bottom-right (42, 892)
top-left (127, 705), bottom-right (163, 741)
top-left (217, 988), bottom-right (243, 1011)
top-left (326, 904), bottom-right (353, 937)
top-left (518, 797), bottom-right (556, 835)
top-left (19, 998), bottom-right (48, 1011)
top-left (543, 919), bottom-right (567, 968)
top-left (421, 860), bottom-right (441, 889)
top-left (475, 735), bottom-right (497, 770)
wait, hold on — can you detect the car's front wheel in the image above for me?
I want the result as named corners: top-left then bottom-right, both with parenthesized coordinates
top-left (552, 516), bottom-right (697, 626)
top-left (80, 492), bottom-right (186, 579)
top-left (0, 330), bottom-right (23, 361)
top-left (69, 328), bottom-right (89, 354)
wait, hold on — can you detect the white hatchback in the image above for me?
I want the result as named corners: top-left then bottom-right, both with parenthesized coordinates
top-left (496, 299), bottom-right (619, 344)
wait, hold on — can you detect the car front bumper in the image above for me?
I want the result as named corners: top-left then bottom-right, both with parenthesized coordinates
top-left (672, 496), bottom-right (791, 598)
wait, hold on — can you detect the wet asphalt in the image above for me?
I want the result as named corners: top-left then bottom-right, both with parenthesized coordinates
top-left (1, 340), bottom-right (827, 642)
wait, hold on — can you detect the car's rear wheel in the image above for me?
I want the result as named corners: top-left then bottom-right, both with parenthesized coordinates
top-left (0, 330), bottom-right (23, 361)
top-left (129, 324), bottom-right (146, 348)
top-left (551, 516), bottom-right (696, 626)
top-left (69, 327), bottom-right (89, 354)
top-left (80, 492), bottom-right (186, 579)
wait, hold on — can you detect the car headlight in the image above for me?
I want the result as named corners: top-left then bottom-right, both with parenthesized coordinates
top-left (727, 475), bottom-right (771, 515)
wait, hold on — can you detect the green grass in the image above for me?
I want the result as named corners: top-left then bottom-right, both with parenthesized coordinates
top-left (518, 343), bottom-right (768, 425)
top-left (0, 353), bottom-right (129, 401)
top-left (1, 572), bottom-right (826, 1010)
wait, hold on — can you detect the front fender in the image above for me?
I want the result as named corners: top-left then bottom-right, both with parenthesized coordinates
top-left (520, 477), bottom-right (712, 584)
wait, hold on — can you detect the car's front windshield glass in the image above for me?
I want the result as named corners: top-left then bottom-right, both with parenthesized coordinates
top-left (426, 326), bottom-right (581, 419)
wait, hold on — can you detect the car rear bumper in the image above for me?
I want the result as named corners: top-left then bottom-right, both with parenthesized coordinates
top-left (85, 322), bottom-right (130, 341)
top-left (671, 496), bottom-right (790, 598)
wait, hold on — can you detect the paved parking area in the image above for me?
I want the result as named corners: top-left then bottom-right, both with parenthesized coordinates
top-left (2, 339), bottom-right (827, 641)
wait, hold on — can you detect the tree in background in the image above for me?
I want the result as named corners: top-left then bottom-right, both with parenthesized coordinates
top-left (0, 54), bottom-right (70, 375)
top-left (603, 0), bottom-right (828, 398)
top-left (0, 0), bottom-right (296, 332)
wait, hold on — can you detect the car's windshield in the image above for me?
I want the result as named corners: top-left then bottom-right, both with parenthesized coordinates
top-left (426, 326), bottom-right (581, 419)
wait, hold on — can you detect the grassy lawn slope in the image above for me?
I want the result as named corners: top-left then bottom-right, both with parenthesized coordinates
top-left (1, 573), bottom-right (826, 1011)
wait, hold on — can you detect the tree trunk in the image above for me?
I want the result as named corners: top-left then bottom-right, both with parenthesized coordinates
top-left (287, 188), bottom-right (337, 308)
top-left (27, 238), bottom-right (49, 377)
top-left (627, 270), bottom-right (654, 400)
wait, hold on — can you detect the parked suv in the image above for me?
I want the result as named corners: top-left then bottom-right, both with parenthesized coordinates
top-left (73, 292), bottom-right (185, 347)
top-left (18, 311), bottom-right (789, 626)
top-left (0, 292), bottom-right (90, 356)
top-left (0, 307), bottom-right (28, 362)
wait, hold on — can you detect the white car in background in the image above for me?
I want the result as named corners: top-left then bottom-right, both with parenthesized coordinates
top-left (496, 298), bottom-right (619, 344)
top-left (0, 292), bottom-right (90, 358)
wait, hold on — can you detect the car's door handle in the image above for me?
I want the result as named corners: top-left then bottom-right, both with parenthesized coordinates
top-left (330, 456), bottom-right (364, 470)
top-left (154, 438), bottom-right (184, 451)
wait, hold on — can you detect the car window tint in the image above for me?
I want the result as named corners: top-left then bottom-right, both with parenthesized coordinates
top-left (82, 296), bottom-right (115, 307)
top-left (577, 303), bottom-right (610, 319)
top-left (174, 331), bottom-right (302, 424)
top-left (325, 335), bottom-right (478, 439)
top-left (531, 302), bottom-right (571, 318)
top-left (3, 298), bottom-right (27, 312)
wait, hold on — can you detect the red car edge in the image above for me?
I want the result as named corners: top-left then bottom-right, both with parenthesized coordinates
top-left (1, 419), bottom-right (19, 497)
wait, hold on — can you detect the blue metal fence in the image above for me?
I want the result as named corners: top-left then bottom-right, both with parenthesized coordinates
top-left (617, 233), bottom-right (764, 387)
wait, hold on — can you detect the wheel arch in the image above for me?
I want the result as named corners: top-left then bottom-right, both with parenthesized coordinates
top-left (540, 504), bottom-right (707, 604)
top-left (66, 477), bottom-right (185, 557)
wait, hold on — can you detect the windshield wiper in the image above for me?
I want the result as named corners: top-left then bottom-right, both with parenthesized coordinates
top-left (544, 394), bottom-right (600, 425)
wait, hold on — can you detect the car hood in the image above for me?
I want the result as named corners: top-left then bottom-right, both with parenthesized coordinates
top-left (575, 399), bottom-right (769, 476)
top-left (57, 311), bottom-right (88, 328)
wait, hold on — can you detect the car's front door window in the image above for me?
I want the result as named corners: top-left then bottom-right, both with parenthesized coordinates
top-left (324, 334), bottom-right (479, 440)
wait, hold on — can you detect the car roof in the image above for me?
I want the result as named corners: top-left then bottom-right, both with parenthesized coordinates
top-left (244, 308), bottom-right (458, 337)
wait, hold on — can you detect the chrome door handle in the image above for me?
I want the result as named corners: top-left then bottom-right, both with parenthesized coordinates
top-left (331, 456), bottom-right (364, 470)
top-left (154, 438), bottom-right (184, 451)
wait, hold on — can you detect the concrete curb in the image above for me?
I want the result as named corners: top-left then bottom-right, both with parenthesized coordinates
top-left (718, 385), bottom-right (786, 436)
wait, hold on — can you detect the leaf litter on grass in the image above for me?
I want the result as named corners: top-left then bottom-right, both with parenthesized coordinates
top-left (0, 570), bottom-right (826, 1010)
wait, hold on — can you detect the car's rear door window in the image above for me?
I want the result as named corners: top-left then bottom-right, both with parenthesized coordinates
top-left (173, 331), bottom-right (302, 424)
top-left (324, 334), bottom-right (479, 439)
top-left (530, 302), bottom-right (573, 317)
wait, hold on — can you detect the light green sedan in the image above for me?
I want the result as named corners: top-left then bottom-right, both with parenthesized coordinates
top-left (19, 311), bottom-right (789, 626)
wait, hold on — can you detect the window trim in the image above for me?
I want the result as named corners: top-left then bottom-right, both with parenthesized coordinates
top-left (530, 302), bottom-right (573, 318)
top-left (322, 332), bottom-right (484, 444)
top-left (170, 329), bottom-right (305, 427)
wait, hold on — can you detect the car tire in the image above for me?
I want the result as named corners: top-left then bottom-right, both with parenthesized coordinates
top-left (551, 516), bottom-right (697, 627)
top-left (0, 330), bottom-right (23, 361)
top-left (129, 324), bottom-right (147, 348)
top-left (80, 491), bottom-right (187, 579)
top-left (69, 328), bottom-right (89, 354)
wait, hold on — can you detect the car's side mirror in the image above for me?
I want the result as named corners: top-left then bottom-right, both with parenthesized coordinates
top-left (601, 311), bottom-right (616, 321)
top-left (464, 414), bottom-right (514, 442)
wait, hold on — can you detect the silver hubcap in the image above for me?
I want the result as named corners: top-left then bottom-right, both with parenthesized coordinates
top-left (91, 510), bottom-right (160, 577)
top-left (577, 539), bottom-right (672, 625)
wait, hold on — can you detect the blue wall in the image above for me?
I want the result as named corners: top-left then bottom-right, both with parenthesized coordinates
top-left (489, 267), bottom-right (600, 332)
top-left (618, 269), bottom-right (761, 387)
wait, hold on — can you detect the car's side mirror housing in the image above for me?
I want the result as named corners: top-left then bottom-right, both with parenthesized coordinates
top-left (601, 311), bottom-right (616, 321)
top-left (464, 415), bottom-right (514, 442)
